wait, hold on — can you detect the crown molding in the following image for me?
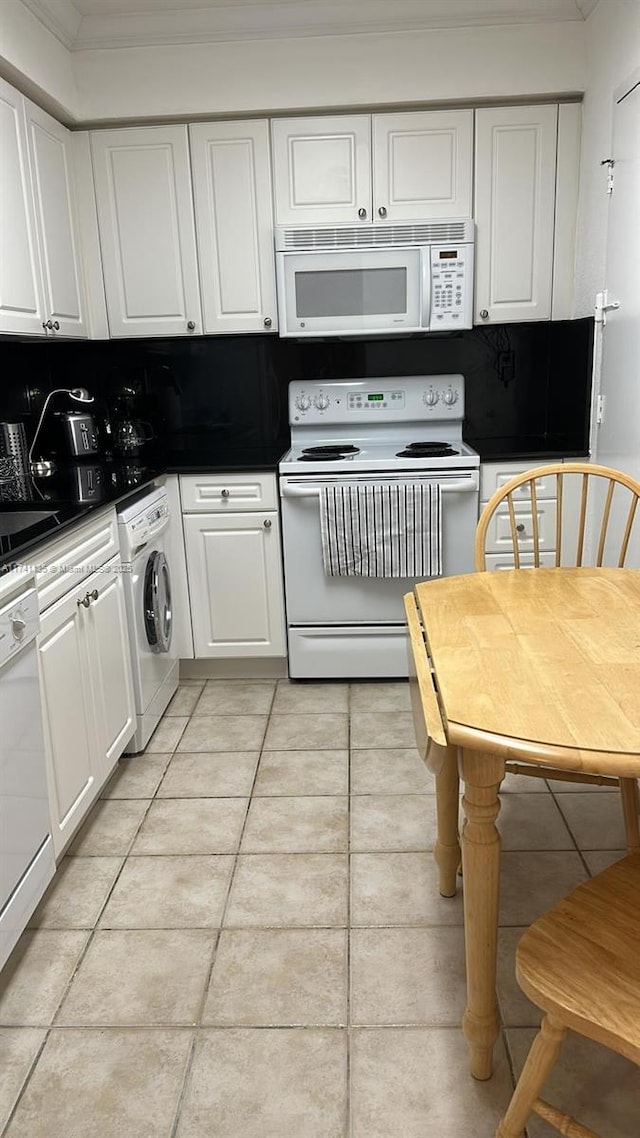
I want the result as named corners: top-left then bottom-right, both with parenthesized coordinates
top-left (20, 0), bottom-right (83, 49)
top-left (20, 0), bottom-right (592, 53)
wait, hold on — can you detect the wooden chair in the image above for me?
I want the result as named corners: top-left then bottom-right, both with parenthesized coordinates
top-left (474, 462), bottom-right (640, 853)
top-left (496, 852), bottom-right (640, 1138)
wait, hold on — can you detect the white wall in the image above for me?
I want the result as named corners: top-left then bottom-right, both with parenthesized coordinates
top-left (73, 22), bottom-right (585, 123)
top-left (573, 0), bottom-right (640, 315)
top-left (0, 0), bottom-right (79, 120)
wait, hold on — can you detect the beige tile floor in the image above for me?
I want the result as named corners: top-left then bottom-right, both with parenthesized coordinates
top-left (1, 679), bottom-right (638, 1137)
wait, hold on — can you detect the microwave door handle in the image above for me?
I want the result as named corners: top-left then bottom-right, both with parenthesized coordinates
top-left (421, 247), bottom-right (432, 330)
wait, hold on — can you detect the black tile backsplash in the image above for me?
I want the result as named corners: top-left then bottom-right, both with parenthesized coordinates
top-left (0, 319), bottom-right (593, 466)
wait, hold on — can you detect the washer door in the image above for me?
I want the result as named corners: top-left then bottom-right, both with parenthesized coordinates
top-left (143, 550), bottom-right (173, 654)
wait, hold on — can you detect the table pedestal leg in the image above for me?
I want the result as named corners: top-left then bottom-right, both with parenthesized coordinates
top-left (459, 748), bottom-right (504, 1080)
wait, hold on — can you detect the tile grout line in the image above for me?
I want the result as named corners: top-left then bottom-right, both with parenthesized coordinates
top-left (1, 744), bottom-right (177, 1130)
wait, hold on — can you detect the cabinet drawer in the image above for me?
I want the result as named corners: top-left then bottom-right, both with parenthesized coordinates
top-left (480, 462), bottom-right (560, 502)
top-left (27, 508), bottom-right (119, 612)
top-left (482, 498), bottom-right (557, 556)
top-left (180, 472), bottom-right (277, 512)
top-left (483, 551), bottom-right (557, 572)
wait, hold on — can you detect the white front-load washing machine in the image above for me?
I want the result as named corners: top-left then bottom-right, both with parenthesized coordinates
top-left (118, 485), bottom-right (179, 753)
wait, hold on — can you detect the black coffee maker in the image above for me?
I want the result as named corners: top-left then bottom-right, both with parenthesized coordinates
top-left (111, 391), bottom-right (155, 458)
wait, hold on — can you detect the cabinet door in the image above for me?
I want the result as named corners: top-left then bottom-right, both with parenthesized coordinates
top-left (84, 559), bottom-right (135, 780)
top-left (372, 110), bottom-right (473, 222)
top-left (39, 588), bottom-right (97, 857)
top-left (474, 105), bottom-right (558, 323)
top-left (183, 512), bottom-right (286, 657)
top-left (190, 120), bottom-right (277, 334)
top-left (271, 115), bottom-right (371, 226)
top-left (90, 125), bottom-right (202, 337)
top-left (0, 78), bottom-right (46, 336)
top-left (25, 100), bottom-right (88, 338)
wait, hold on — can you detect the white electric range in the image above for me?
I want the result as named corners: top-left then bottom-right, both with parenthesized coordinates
top-left (279, 375), bottom-right (480, 678)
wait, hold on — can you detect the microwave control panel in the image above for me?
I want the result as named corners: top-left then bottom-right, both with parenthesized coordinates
top-left (429, 245), bottom-right (474, 330)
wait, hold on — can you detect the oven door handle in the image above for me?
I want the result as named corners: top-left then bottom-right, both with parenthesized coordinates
top-left (281, 477), bottom-right (478, 498)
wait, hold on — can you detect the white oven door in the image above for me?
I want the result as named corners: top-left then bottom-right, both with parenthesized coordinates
top-left (276, 247), bottom-right (424, 336)
top-left (280, 471), bottom-right (479, 625)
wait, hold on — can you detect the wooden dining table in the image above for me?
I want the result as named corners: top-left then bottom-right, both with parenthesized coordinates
top-left (405, 566), bottom-right (640, 1081)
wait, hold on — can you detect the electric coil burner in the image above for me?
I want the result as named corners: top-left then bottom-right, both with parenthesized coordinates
top-left (279, 374), bottom-right (480, 679)
top-left (396, 443), bottom-right (458, 458)
top-left (299, 445), bottom-right (361, 462)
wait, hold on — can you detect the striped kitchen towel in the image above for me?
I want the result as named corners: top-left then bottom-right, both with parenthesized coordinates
top-left (319, 482), bottom-right (442, 578)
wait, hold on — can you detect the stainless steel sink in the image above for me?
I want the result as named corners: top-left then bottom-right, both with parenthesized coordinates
top-left (0, 510), bottom-right (60, 536)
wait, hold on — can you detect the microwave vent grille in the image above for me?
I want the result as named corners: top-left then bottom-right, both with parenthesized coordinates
top-left (277, 220), bottom-right (473, 250)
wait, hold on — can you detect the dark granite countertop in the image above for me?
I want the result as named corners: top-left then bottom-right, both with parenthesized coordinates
top-left (0, 461), bottom-right (166, 572)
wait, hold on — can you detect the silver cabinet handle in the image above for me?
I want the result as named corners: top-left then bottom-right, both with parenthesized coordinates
top-left (263, 316), bottom-right (272, 328)
top-left (358, 207), bottom-right (367, 219)
top-left (187, 320), bottom-right (196, 331)
top-left (378, 206), bottom-right (387, 218)
top-left (43, 319), bottom-right (53, 330)
top-left (52, 320), bottom-right (60, 331)
top-left (220, 488), bottom-right (230, 498)
top-left (479, 309), bottom-right (489, 320)
top-left (77, 589), bottom-right (99, 608)
top-left (42, 321), bottom-right (49, 330)
top-left (263, 518), bottom-right (272, 529)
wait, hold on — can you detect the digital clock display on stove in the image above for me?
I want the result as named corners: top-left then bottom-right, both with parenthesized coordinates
top-left (368, 394), bottom-right (384, 401)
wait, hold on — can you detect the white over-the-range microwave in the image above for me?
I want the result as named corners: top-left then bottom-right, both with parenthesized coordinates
top-left (274, 219), bottom-right (474, 338)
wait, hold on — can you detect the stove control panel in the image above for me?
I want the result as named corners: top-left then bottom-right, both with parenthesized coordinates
top-left (289, 375), bottom-right (465, 425)
top-left (347, 391), bottom-right (405, 411)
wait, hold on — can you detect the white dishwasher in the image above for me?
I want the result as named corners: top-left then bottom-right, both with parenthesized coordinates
top-left (0, 573), bottom-right (55, 969)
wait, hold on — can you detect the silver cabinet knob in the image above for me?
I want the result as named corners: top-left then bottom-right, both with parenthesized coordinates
top-left (77, 594), bottom-right (91, 608)
top-left (52, 320), bottom-right (60, 331)
top-left (378, 206), bottom-right (387, 218)
top-left (358, 207), bottom-right (367, 219)
top-left (516, 524), bottom-right (525, 533)
top-left (89, 588), bottom-right (99, 601)
top-left (43, 319), bottom-right (53, 330)
top-left (220, 488), bottom-right (230, 498)
top-left (263, 316), bottom-right (272, 328)
top-left (187, 320), bottom-right (196, 331)
top-left (42, 321), bottom-right (49, 330)
top-left (263, 518), bottom-right (272, 529)
top-left (479, 309), bottom-right (489, 320)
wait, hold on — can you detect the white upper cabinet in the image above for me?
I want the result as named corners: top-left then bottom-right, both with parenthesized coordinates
top-left (0, 78), bottom-right (47, 336)
top-left (271, 114), bottom-right (372, 225)
top-left (25, 101), bottom-right (88, 338)
top-left (90, 125), bottom-right (203, 337)
top-left (372, 110), bottom-right (473, 222)
top-left (271, 110), bottom-right (473, 227)
top-left (190, 120), bottom-right (277, 334)
top-left (474, 104), bottom-right (558, 324)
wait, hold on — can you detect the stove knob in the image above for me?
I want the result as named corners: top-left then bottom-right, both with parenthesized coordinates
top-left (443, 387), bottom-right (459, 406)
top-left (314, 394), bottom-right (330, 411)
top-left (423, 388), bottom-right (439, 407)
top-left (295, 394), bottom-right (311, 411)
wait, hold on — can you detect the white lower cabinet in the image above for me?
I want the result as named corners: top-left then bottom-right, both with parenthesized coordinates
top-left (181, 473), bottom-right (286, 658)
top-left (479, 460), bottom-right (565, 570)
top-left (37, 531), bottom-right (135, 857)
